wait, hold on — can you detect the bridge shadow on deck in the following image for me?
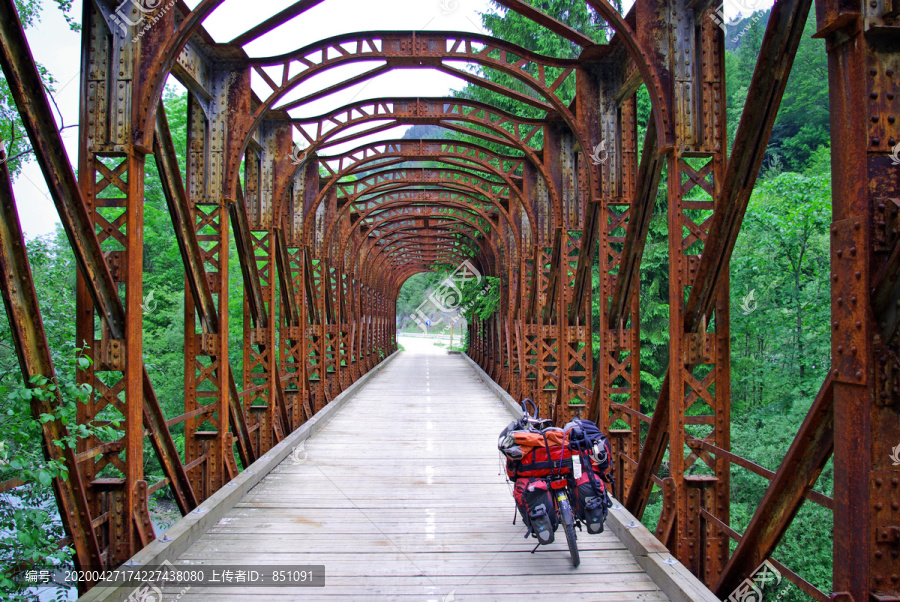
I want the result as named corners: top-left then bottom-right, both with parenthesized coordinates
top-left (155, 337), bottom-right (675, 601)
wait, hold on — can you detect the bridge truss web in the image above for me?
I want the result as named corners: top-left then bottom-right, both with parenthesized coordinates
top-left (0, 0), bottom-right (895, 599)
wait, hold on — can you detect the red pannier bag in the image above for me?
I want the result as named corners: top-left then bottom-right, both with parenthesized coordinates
top-left (505, 429), bottom-right (573, 479)
top-left (568, 462), bottom-right (609, 534)
top-left (513, 477), bottom-right (557, 543)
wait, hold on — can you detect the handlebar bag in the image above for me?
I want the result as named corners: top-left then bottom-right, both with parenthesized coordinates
top-left (505, 428), bottom-right (572, 479)
top-left (498, 425), bottom-right (567, 461)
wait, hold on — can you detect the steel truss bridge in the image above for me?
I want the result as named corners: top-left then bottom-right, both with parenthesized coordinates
top-left (0, 0), bottom-right (895, 599)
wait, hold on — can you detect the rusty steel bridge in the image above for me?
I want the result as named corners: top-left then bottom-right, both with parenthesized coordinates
top-left (0, 0), bottom-right (896, 599)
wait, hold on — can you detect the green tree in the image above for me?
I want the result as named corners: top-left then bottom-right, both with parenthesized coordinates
top-left (1, 0), bottom-right (80, 177)
top-left (725, 9), bottom-right (829, 170)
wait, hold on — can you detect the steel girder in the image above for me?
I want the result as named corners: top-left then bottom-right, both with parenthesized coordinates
top-left (291, 96), bottom-right (546, 154)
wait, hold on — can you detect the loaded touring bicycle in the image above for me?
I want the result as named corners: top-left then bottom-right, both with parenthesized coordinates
top-left (498, 399), bottom-right (614, 567)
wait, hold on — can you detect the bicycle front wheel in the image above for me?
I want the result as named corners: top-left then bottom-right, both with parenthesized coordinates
top-left (558, 498), bottom-right (580, 567)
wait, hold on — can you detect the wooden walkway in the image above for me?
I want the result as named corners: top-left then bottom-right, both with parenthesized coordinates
top-left (163, 338), bottom-right (671, 601)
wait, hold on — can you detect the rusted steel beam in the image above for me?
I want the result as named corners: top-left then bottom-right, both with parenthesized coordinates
top-left (714, 376), bottom-right (834, 596)
top-left (626, 0), bottom-right (809, 525)
top-left (568, 66), bottom-right (602, 323)
top-left (1, 0), bottom-right (195, 525)
top-left (231, 182), bottom-right (268, 329)
top-left (154, 103), bottom-right (218, 333)
top-left (135, 0), bottom-right (223, 147)
top-left (292, 96), bottom-right (545, 156)
top-left (541, 229), bottom-right (563, 323)
top-left (584, 0), bottom-right (673, 150)
top-left (608, 119), bottom-right (660, 327)
top-left (227, 374), bottom-right (256, 469)
top-left (684, 0), bottom-right (813, 330)
top-left (874, 230), bottom-right (900, 341)
top-left (230, 0), bottom-right (327, 46)
top-left (567, 199), bottom-right (600, 322)
top-left (0, 140), bottom-right (103, 589)
top-left (816, 2), bottom-right (900, 596)
top-left (0, 0), bottom-right (123, 338)
top-left (624, 373), bottom-right (670, 518)
top-left (154, 100), bottom-right (251, 484)
top-left (275, 229), bottom-right (301, 327)
top-left (140, 373), bottom-right (198, 515)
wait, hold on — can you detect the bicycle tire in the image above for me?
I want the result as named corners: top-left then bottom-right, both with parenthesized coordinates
top-left (559, 498), bottom-right (580, 567)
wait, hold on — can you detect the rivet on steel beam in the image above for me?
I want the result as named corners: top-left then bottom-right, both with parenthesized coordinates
top-left (877, 478), bottom-right (884, 486)
top-left (837, 345), bottom-right (844, 354)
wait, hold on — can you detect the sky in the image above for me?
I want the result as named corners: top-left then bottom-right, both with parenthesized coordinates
top-left (11, 0), bottom-right (770, 239)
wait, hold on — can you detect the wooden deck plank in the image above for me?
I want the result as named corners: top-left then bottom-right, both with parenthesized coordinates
top-left (163, 338), bottom-right (669, 600)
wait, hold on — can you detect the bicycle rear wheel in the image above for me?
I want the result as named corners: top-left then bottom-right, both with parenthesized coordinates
top-left (558, 498), bottom-right (580, 567)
